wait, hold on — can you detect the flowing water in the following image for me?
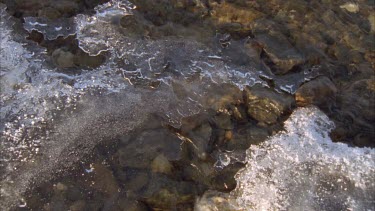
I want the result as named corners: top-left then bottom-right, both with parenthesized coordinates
top-left (1, 0), bottom-right (374, 210)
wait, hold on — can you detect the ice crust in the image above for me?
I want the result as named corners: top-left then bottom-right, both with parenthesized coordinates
top-left (230, 107), bottom-right (375, 211)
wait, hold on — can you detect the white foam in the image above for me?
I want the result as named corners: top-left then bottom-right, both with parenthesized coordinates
top-left (229, 106), bottom-right (375, 210)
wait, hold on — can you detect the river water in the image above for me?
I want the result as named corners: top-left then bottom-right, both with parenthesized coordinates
top-left (0, 0), bottom-right (374, 210)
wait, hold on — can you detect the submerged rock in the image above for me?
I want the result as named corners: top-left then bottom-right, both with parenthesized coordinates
top-left (73, 50), bottom-right (106, 68)
top-left (244, 85), bottom-right (294, 124)
top-left (209, 1), bottom-right (263, 36)
top-left (255, 32), bottom-right (305, 74)
top-left (151, 154), bottom-right (173, 175)
top-left (89, 163), bottom-right (119, 196)
top-left (69, 200), bottom-right (86, 211)
top-left (369, 13), bottom-right (375, 33)
top-left (180, 114), bottom-right (213, 159)
top-left (295, 76), bottom-right (337, 107)
top-left (226, 124), bottom-right (269, 150)
top-left (116, 168), bottom-right (150, 192)
top-left (141, 174), bottom-right (199, 209)
top-left (195, 190), bottom-right (238, 211)
top-left (203, 83), bottom-right (243, 111)
top-left (338, 78), bottom-right (375, 146)
top-left (116, 197), bottom-right (149, 211)
top-left (340, 3), bottom-right (359, 13)
top-left (52, 48), bottom-right (75, 68)
top-left (117, 129), bottom-right (182, 169)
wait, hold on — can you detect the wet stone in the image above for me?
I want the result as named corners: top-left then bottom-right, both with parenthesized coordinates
top-left (244, 85), bottom-right (294, 125)
top-left (255, 32), bottom-right (305, 74)
top-left (141, 173), bottom-right (199, 209)
top-left (117, 129), bottom-right (182, 169)
top-left (116, 168), bottom-right (150, 193)
top-left (52, 48), bottom-right (75, 68)
top-left (182, 159), bottom-right (216, 186)
top-left (89, 163), bottom-right (119, 196)
top-left (151, 154), bottom-right (173, 175)
top-left (338, 78), bottom-right (375, 146)
top-left (210, 162), bottom-right (245, 192)
top-left (212, 112), bottom-right (233, 130)
top-left (73, 50), bottom-right (106, 68)
top-left (195, 190), bottom-right (237, 211)
top-left (226, 124), bottom-right (269, 150)
top-left (209, 1), bottom-right (263, 36)
top-left (203, 83), bottom-right (243, 111)
top-left (116, 197), bottom-right (149, 211)
top-left (69, 200), bottom-right (86, 211)
top-left (295, 76), bottom-right (337, 107)
top-left (187, 125), bottom-right (213, 160)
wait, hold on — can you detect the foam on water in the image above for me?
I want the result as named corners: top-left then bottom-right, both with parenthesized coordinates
top-left (228, 106), bottom-right (374, 210)
top-left (196, 107), bottom-right (375, 210)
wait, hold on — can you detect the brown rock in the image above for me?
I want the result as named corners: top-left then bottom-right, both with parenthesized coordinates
top-left (209, 1), bottom-right (263, 34)
top-left (224, 130), bottom-right (233, 141)
top-left (295, 76), bottom-right (337, 107)
top-left (151, 154), bottom-right (173, 175)
top-left (244, 85), bottom-right (294, 124)
top-left (69, 200), bottom-right (86, 211)
top-left (255, 32), bottom-right (305, 74)
top-left (90, 163), bottom-right (119, 196)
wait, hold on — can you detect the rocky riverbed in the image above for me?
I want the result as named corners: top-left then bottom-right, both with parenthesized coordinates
top-left (0, 0), bottom-right (374, 210)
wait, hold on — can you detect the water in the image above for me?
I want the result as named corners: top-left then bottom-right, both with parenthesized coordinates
top-left (233, 107), bottom-right (374, 210)
top-left (1, 0), bottom-right (374, 210)
top-left (196, 107), bottom-right (375, 210)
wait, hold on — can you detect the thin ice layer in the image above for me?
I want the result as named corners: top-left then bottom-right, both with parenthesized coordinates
top-left (74, 0), bottom-right (320, 93)
top-left (0, 5), bottom-right (30, 94)
top-left (23, 17), bottom-right (76, 40)
top-left (231, 107), bottom-right (375, 210)
top-left (75, 0), bottom-right (135, 56)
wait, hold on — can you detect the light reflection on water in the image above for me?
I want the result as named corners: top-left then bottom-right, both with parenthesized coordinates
top-left (1, 0), bottom-right (374, 210)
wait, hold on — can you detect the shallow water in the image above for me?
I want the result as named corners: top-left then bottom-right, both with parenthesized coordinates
top-left (231, 107), bottom-right (374, 210)
top-left (1, 0), bottom-right (374, 210)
